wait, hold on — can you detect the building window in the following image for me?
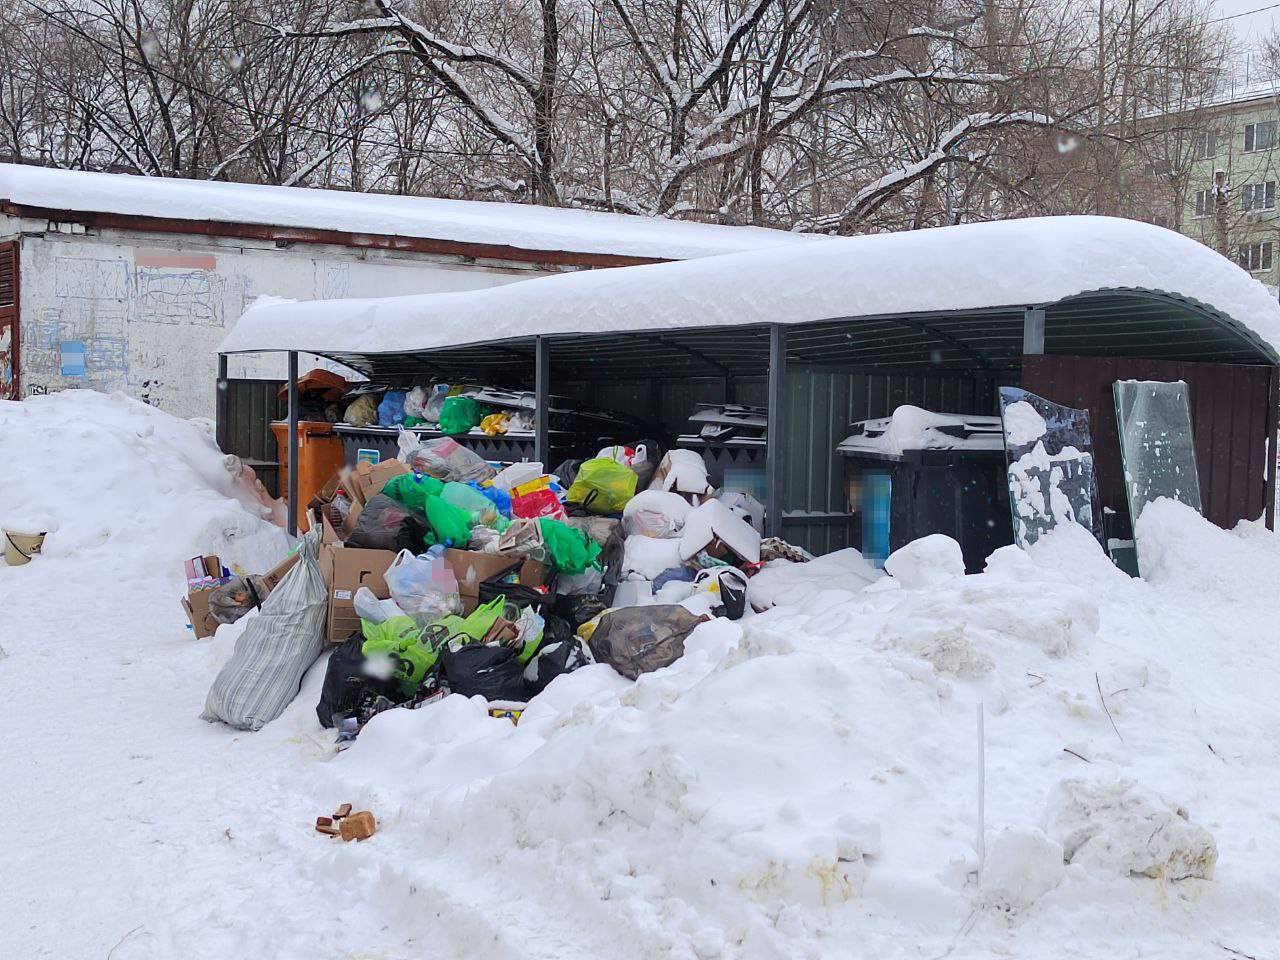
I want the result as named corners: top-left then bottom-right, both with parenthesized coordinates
top-left (1237, 241), bottom-right (1274, 272)
top-left (1244, 120), bottom-right (1277, 152)
top-left (1241, 181), bottom-right (1277, 211)
top-left (1195, 131), bottom-right (1217, 160)
top-left (1194, 188), bottom-right (1212, 217)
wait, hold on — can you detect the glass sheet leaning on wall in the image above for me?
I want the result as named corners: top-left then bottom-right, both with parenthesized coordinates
top-left (998, 387), bottom-right (1103, 549)
top-left (1113, 380), bottom-right (1202, 575)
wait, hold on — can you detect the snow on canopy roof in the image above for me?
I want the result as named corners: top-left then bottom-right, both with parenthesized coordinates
top-left (0, 163), bottom-right (811, 261)
top-left (220, 215), bottom-right (1280, 361)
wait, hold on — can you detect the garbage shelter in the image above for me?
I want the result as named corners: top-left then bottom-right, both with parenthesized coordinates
top-left (217, 215), bottom-right (1280, 558)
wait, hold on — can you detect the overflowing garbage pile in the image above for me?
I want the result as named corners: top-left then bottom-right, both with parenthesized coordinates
top-left (196, 430), bottom-right (811, 741)
top-left (339, 380), bottom-right (643, 442)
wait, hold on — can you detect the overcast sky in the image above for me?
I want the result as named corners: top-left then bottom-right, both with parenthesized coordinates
top-left (1212, 0), bottom-right (1278, 45)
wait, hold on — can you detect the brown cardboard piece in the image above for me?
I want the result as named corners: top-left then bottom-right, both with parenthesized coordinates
top-left (182, 554), bottom-right (225, 639)
top-left (260, 550), bottom-right (301, 592)
top-left (318, 543), bottom-right (397, 644)
top-left (181, 591), bottom-right (218, 639)
top-left (444, 549), bottom-right (550, 613)
top-left (350, 459), bottom-right (409, 507)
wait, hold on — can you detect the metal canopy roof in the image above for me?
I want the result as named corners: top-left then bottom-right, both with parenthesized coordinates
top-left (313, 286), bottom-right (1277, 387)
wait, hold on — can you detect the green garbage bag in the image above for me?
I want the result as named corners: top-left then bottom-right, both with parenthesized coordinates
top-left (566, 458), bottom-right (638, 515)
top-left (382, 472), bottom-right (445, 514)
top-left (361, 615), bottom-right (437, 695)
top-left (538, 517), bottom-right (602, 574)
top-left (438, 396), bottom-right (483, 435)
top-left (424, 494), bottom-right (473, 547)
top-left (429, 596), bottom-right (509, 645)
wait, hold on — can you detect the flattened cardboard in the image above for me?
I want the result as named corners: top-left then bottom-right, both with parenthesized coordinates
top-left (444, 549), bottom-right (549, 613)
top-left (319, 544), bottom-right (397, 644)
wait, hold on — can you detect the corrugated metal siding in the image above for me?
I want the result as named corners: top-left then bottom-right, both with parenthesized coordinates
top-left (781, 368), bottom-right (1014, 555)
top-left (222, 378), bottom-right (286, 496)
top-left (1022, 355), bottom-right (1278, 531)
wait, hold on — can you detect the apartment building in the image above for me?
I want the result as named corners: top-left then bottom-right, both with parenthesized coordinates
top-left (1181, 87), bottom-right (1280, 288)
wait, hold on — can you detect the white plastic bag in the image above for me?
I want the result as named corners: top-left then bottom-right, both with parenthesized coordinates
top-left (404, 386), bottom-right (430, 420)
top-left (384, 548), bottom-right (462, 627)
top-left (623, 489), bottom-right (692, 538)
top-left (353, 586), bottom-right (405, 624)
top-left (491, 461), bottom-right (545, 492)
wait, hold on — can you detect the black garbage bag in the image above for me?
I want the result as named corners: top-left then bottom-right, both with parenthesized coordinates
top-left (316, 633), bottom-right (398, 728)
top-left (525, 636), bottom-right (591, 696)
top-left (347, 493), bottom-right (429, 552)
top-left (588, 605), bottom-right (705, 680)
top-left (441, 643), bottom-right (531, 702)
top-left (554, 592), bottom-right (608, 631)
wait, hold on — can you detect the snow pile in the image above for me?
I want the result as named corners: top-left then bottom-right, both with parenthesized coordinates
top-left (839, 406), bottom-right (1005, 457)
top-left (302, 500), bottom-right (1280, 957)
top-left (746, 547), bottom-right (882, 609)
top-left (979, 828), bottom-right (1065, 915)
top-left (1045, 778), bottom-right (1217, 881)
top-left (0, 391), bottom-right (288, 574)
top-left (883, 533), bottom-right (966, 588)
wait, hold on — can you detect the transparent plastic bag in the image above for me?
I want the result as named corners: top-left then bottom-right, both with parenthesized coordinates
top-left (404, 386), bottom-right (430, 420)
top-left (406, 436), bottom-right (496, 483)
top-left (384, 547), bottom-right (462, 627)
top-left (441, 481), bottom-right (499, 525)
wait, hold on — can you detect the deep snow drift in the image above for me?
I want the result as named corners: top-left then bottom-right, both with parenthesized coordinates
top-left (4, 391), bottom-right (1280, 960)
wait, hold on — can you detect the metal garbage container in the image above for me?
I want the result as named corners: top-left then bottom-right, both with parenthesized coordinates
top-left (837, 409), bottom-right (1013, 573)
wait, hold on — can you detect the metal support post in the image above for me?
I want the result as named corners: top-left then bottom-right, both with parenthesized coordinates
top-left (766, 324), bottom-right (787, 539)
top-left (215, 353), bottom-right (229, 454)
top-left (287, 351), bottom-right (299, 536)
top-left (1023, 307), bottom-right (1046, 356)
top-left (534, 336), bottom-right (550, 465)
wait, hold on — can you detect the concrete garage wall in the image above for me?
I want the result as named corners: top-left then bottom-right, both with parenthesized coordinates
top-left (16, 230), bottom-right (539, 419)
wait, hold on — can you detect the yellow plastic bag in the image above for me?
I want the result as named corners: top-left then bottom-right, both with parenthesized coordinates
top-left (566, 458), bottom-right (638, 515)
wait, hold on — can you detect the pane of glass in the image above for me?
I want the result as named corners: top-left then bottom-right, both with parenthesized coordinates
top-left (1112, 380), bottom-right (1202, 544)
top-left (998, 387), bottom-right (1103, 550)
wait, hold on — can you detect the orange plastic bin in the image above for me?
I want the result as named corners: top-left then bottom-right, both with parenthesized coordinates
top-left (271, 421), bottom-right (346, 528)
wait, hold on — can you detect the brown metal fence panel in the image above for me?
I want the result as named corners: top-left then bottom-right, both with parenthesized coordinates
top-left (0, 240), bottom-right (18, 399)
top-left (1022, 355), bottom-right (1278, 530)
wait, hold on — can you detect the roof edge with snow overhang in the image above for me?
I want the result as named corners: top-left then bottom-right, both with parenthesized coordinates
top-left (0, 163), bottom-right (814, 266)
top-left (219, 216), bottom-right (1280, 371)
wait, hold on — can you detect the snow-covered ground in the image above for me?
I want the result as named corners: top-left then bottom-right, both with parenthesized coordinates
top-left (4, 390), bottom-right (1280, 960)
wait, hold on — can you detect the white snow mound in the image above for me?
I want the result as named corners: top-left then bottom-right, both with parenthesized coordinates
top-left (980, 827), bottom-right (1066, 915)
top-left (0, 391), bottom-right (289, 574)
top-left (884, 533), bottom-right (965, 588)
top-left (1045, 778), bottom-right (1217, 881)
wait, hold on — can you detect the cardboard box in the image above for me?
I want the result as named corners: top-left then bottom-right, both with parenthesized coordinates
top-left (350, 459), bottom-right (408, 507)
top-left (318, 543), bottom-right (397, 644)
top-left (181, 591), bottom-right (219, 639)
top-left (444, 549), bottom-right (550, 613)
top-left (182, 553), bottom-right (227, 639)
top-left (260, 550), bottom-right (301, 592)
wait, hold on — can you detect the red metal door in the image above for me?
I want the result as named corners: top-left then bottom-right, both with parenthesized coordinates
top-left (0, 240), bottom-right (17, 400)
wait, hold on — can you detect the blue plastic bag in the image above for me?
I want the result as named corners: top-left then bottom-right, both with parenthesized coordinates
top-left (377, 391), bottom-right (408, 427)
top-left (471, 481), bottom-right (512, 518)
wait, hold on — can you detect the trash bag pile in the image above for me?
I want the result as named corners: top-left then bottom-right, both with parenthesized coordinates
top-left (345, 383), bottom-right (536, 436)
top-left (197, 413), bottom-right (812, 744)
